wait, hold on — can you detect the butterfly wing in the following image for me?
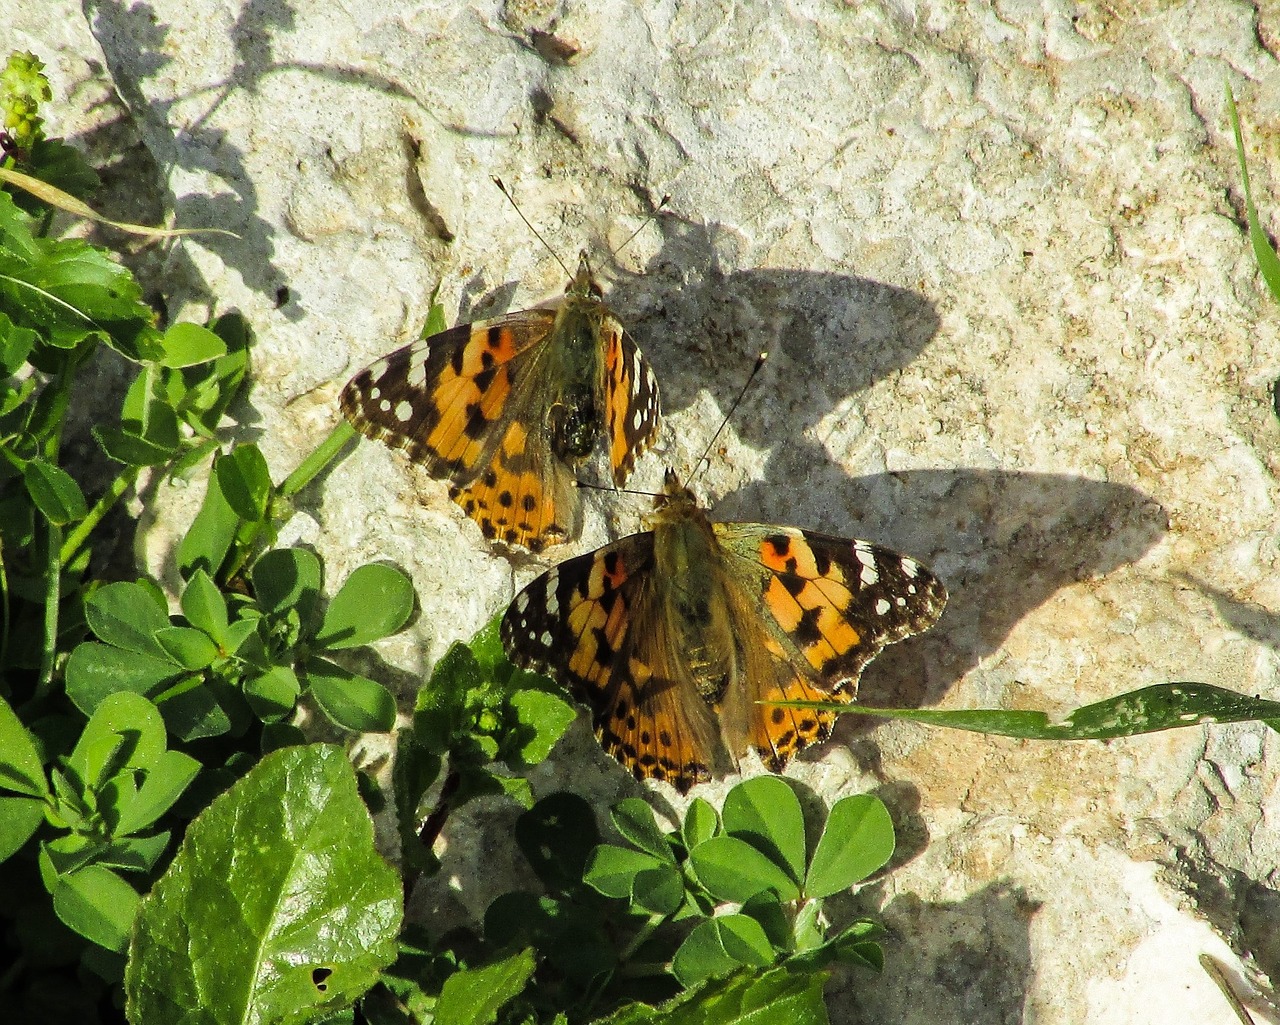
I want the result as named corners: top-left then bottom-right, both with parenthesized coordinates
top-left (341, 309), bottom-right (581, 550)
top-left (501, 535), bottom-right (722, 792)
top-left (602, 325), bottom-right (661, 486)
top-left (713, 524), bottom-right (947, 769)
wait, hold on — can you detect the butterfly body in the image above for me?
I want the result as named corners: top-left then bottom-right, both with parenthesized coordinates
top-left (341, 253), bottom-right (660, 551)
top-left (502, 470), bottom-right (948, 792)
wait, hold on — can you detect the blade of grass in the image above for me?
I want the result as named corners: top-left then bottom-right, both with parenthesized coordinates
top-left (1225, 83), bottom-right (1280, 300)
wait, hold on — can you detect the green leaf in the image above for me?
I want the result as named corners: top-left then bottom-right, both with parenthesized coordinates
top-left (0, 795), bottom-right (45, 863)
top-left (52, 864), bottom-right (140, 953)
top-left (69, 692), bottom-right (167, 788)
top-left (804, 794), bottom-right (894, 898)
top-left (631, 863), bottom-right (685, 916)
top-left (505, 687), bottom-right (576, 765)
top-left (84, 580), bottom-right (171, 657)
top-left (177, 468), bottom-right (241, 580)
top-left (515, 791), bottom-right (601, 892)
top-left (306, 657), bottom-right (397, 732)
top-left (243, 665), bottom-right (302, 720)
top-left (214, 445), bottom-right (272, 523)
top-left (689, 835), bottom-right (800, 903)
top-left (810, 682), bottom-right (1280, 739)
top-left (0, 310), bottom-right (37, 373)
top-left (63, 643), bottom-right (184, 715)
top-left (22, 458), bottom-right (87, 524)
top-left (671, 915), bottom-right (776, 988)
top-left (153, 625), bottom-right (220, 670)
top-left (93, 424), bottom-right (180, 466)
top-left (0, 190), bottom-right (155, 356)
top-left (313, 564), bottom-right (414, 650)
top-left (154, 681), bottom-right (233, 742)
top-left (434, 947), bottom-right (536, 1025)
top-left (0, 694), bottom-right (50, 798)
top-left (180, 568), bottom-right (230, 645)
top-left (125, 745), bottom-right (403, 1024)
top-left (583, 844), bottom-right (665, 900)
top-left (599, 965), bottom-right (829, 1025)
top-left (252, 546), bottom-right (322, 617)
top-left (611, 798), bottom-right (676, 863)
top-left (682, 798), bottom-right (719, 850)
top-left (1226, 84), bottom-right (1280, 302)
top-left (788, 919), bottom-right (886, 973)
top-left (113, 750), bottom-right (201, 835)
top-left (722, 776), bottom-right (805, 885)
top-left (157, 322), bottom-right (228, 368)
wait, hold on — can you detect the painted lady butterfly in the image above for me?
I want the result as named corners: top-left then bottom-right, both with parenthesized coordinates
top-left (501, 470), bottom-right (947, 792)
top-left (340, 254), bottom-right (660, 551)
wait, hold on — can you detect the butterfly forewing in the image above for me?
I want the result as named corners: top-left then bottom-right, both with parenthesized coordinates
top-left (340, 265), bottom-right (661, 551)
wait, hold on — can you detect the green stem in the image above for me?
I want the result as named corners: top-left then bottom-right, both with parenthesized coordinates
top-left (36, 519), bottom-right (61, 699)
top-left (0, 539), bottom-right (10, 671)
top-left (277, 421), bottom-right (357, 500)
top-left (618, 912), bottom-right (667, 963)
top-left (59, 464), bottom-right (140, 569)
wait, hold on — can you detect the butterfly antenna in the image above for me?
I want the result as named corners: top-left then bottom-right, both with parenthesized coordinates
top-left (689, 351), bottom-right (769, 485)
top-left (492, 176), bottom-right (572, 278)
top-left (573, 480), bottom-right (660, 499)
top-left (612, 193), bottom-right (670, 261)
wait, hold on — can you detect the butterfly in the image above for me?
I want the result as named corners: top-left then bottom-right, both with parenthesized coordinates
top-left (340, 253), bottom-right (661, 552)
top-left (501, 470), bottom-right (947, 792)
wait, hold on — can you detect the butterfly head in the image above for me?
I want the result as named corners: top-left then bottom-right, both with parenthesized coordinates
top-left (568, 250), bottom-right (604, 301)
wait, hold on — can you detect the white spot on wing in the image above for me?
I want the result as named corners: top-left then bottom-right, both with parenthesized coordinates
top-left (395, 401), bottom-right (414, 422)
top-left (408, 360), bottom-right (429, 388)
top-left (875, 599), bottom-right (891, 615)
top-left (860, 563), bottom-right (879, 586)
top-left (379, 399), bottom-right (392, 412)
top-left (515, 593), bottom-right (529, 614)
top-left (901, 558), bottom-right (919, 578)
top-left (540, 631), bottom-right (553, 647)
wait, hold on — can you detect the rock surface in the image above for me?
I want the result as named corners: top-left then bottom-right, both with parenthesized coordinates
top-left (12, 0), bottom-right (1280, 1020)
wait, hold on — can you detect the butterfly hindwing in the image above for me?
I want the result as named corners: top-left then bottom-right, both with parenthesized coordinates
top-left (716, 524), bottom-right (947, 766)
top-left (603, 325), bottom-right (661, 486)
top-left (501, 536), bottom-right (720, 791)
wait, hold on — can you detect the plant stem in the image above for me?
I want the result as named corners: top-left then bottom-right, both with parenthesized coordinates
top-left (59, 464), bottom-right (139, 569)
top-left (277, 421), bottom-right (358, 500)
top-left (36, 519), bottom-right (61, 700)
top-left (618, 911), bottom-right (667, 963)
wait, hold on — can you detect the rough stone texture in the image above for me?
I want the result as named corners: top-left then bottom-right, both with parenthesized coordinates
top-left (12, 0), bottom-right (1280, 1020)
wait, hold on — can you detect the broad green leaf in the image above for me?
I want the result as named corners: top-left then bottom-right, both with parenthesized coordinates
top-left (97, 831), bottom-right (172, 873)
top-left (306, 658), bottom-right (397, 732)
top-left (214, 445), bottom-right (272, 523)
top-left (22, 458), bottom-right (87, 524)
top-left (154, 626), bottom-right (220, 670)
top-left (243, 665), bottom-right (301, 720)
top-left (113, 750), bottom-right (201, 835)
top-left (0, 190), bottom-right (155, 355)
top-left (52, 864), bottom-right (140, 953)
top-left (70, 692), bottom-right (167, 787)
top-left (506, 687), bottom-right (576, 765)
top-left (611, 798), bottom-right (675, 863)
top-left (392, 728), bottom-right (441, 876)
top-left (313, 564), bottom-right (414, 650)
top-left (806, 682), bottom-right (1280, 739)
top-left (152, 678), bottom-right (233, 742)
top-left (788, 919), bottom-right (885, 973)
top-left (252, 546), bottom-right (322, 617)
top-left (434, 947), bottom-right (536, 1025)
top-left (177, 469), bottom-right (240, 580)
top-left (740, 890), bottom-right (791, 950)
top-left (631, 864), bottom-right (684, 916)
top-left (483, 892), bottom-right (613, 985)
top-left (64, 643), bottom-right (183, 714)
top-left (93, 424), bottom-right (179, 466)
top-left (722, 776), bottom-right (805, 885)
top-left (157, 322), bottom-right (228, 368)
top-left (804, 794), bottom-right (894, 898)
top-left (0, 311), bottom-right (37, 373)
top-left (583, 844), bottom-right (665, 900)
top-left (682, 798), bottom-right (719, 850)
top-left (689, 835), bottom-right (800, 903)
top-left (84, 581), bottom-right (171, 657)
top-left (180, 569), bottom-right (230, 645)
top-left (0, 694), bottom-right (49, 798)
top-left (412, 641), bottom-right (481, 754)
top-left (0, 795), bottom-right (45, 863)
top-left (125, 745), bottom-right (403, 1024)
top-left (671, 915), bottom-right (775, 988)
top-left (598, 964), bottom-right (828, 1025)
top-left (514, 791), bottom-right (600, 892)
